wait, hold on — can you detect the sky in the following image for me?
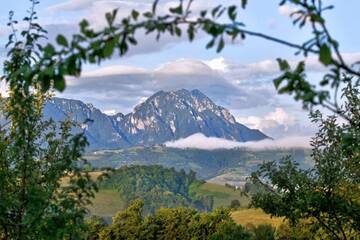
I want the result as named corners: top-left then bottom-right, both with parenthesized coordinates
top-left (0, 0), bottom-right (359, 140)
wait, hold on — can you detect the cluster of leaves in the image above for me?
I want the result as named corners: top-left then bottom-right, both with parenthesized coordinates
top-left (98, 165), bottom-right (213, 214)
top-left (251, 81), bottom-right (360, 240)
top-left (276, 219), bottom-right (331, 240)
top-left (86, 200), bottom-right (277, 240)
top-left (0, 1), bottom-right (98, 239)
top-left (271, 0), bottom-right (360, 120)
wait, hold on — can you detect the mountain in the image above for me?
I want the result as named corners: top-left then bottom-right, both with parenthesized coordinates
top-left (44, 89), bottom-right (269, 150)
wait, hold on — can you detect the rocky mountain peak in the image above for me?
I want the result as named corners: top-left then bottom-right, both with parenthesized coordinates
top-left (43, 89), bottom-right (269, 150)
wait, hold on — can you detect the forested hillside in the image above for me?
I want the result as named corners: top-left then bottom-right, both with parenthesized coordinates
top-left (98, 165), bottom-right (214, 214)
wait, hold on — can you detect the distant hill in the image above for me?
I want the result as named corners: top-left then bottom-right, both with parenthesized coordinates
top-left (97, 165), bottom-right (213, 214)
top-left (85, 146), bottom-right (312, 180)
top-left (43, 89), bottom-right (269, 150)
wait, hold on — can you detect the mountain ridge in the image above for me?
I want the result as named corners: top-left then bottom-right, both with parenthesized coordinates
top-left (43, 89), bottom-right (269, 150)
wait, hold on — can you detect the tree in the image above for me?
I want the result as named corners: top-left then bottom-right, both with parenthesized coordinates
top-left (97, 165), bottom-right (210, 214)
top-left (99, 200), bottom-right (144, 240)
top-left (0, 1), bottom-right (97, 239)
top-left (85, 216), bottom-right (107, 240)
top-left (246, 224), bottom-right (276, 240)
top-left (99, 200), bottom-right (251, 240)
top-left (275, 220), bottom-right (322, 240)
top-left (251, 81), bottom-right (360, 239)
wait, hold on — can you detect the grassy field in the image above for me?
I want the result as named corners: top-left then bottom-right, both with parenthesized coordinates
top-left (82, 172), bottom-right (282, 228)
top-left (232, 209), bottom-right (284, 228)
top-left (87, 181), bottom-right (250, 218)
top-left (194, 182), bottom-right (250, 208)
top-left (88, 189), bottom-right (125, 219)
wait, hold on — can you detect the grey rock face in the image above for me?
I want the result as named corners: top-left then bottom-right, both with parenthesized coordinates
top-left (43, 89), bottom-right (269, 150)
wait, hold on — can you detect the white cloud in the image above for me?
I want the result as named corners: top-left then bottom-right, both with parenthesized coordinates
top-left (0, 81), bottom-right (8, 98)
top-left (155, 58), bottom-right (216, 75)
top-left (205, 53), bottom-right (360, 83)
top-left (165, 133), bottom-right (311, 150)
top-left (79, 65), bottom-right (148, 78)
top-left (0, 26), bottom-right (8, 37)
top-left (203, 57), bottom-right (229, 72)
top-left (103, 109), bottom-right (117, 115)
top-left (48, 0), bottom-right (96, 12)
top-left (265, 107), bottom-right (296, 128)
top-left (278, 5), bottom-right (296, 17)
top-left (61, 57), bottom-right (274, 112)
top-left (237, 107), bottom-right (296, 131)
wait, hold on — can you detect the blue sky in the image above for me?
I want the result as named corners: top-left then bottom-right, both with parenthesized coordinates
top-left (0, 0), bottom-right (359, 139)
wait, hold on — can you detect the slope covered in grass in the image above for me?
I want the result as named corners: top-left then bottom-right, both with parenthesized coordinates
top-left (232, 209), bottom-right (284, 227)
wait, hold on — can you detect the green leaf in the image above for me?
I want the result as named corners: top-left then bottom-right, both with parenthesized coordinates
top-left (217, 38), bottom-right (225, 53)
top-left (320, 79), bottom-right (329, 86)
top-left (143, 12), bottom-right (153, 18)
top-left (319, 44), bottom-right (332, 66)
top-left (103, 40), bottom-right (115, 58)
top-left (54, 76), bottom-right (66, 92)
top-left (128, 36), bottom-right (138, 45)
top-left (273, 77), bottom-right (283, 89)
top-left (56, 35), bottom-right (68, 47)
top-left (277, 58), bottom-right (290, 71)
top-left (241, 0), bottom-right (248, 9)
top-left (106, 9), bottom-right (118, 26)
top-left (200, 10), bottom-right (207, 18)
top-left (175, 27), bottom-right (182, 37)
top-left (170, 5), bottom-right (183, 15)
top-left (40, 74), bottom-right (51, 92)
top-left (131, 10), bottom-right (139, 20)
top-left (80, 19), bottom-right (89, 32)
top-left (43, 44), bottom-right (55, 57)
top-left (228, 6), bottom-right (237, 21)
top-left (206, 39), bottom-right (215, 49)
top-left (187, 25), bottom-right (195, 41)
top-left (211, 5), bottom-right (222, 17)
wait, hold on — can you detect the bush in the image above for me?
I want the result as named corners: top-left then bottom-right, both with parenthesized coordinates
top-left (99, 200), bottom-right (252, 240)
top-left (230, 199), bottom-right (241, 209)
top-left (247, 224), bottom-right (276, 240)
top-left (85, 216), bottom-right (107, 240)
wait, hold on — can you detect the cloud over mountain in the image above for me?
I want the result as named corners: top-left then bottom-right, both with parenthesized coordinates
top-left (165, 133), bottom-right (311, 150)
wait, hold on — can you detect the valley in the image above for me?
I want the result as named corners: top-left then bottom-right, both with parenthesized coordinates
top-left (84, 146), bottom-right (312, 181)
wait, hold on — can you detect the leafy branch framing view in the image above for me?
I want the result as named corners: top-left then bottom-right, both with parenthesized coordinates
top-left (0, 0), bottom-right (359, 239)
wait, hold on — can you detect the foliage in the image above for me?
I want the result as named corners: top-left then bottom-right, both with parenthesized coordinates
top-left (87, 181), bottom-right (250, 219)
top-left (275, 220), bottom-right (322, 240)
top-left (230, 199), bottom-right (241, 209)
top-left (85, 216), bottom-right (107, 240)
top-left (0, 1), bottom-right (97, 239)
top-left (246, 224), bottom-right (276, 240)
top-left (98, 200), bottom-right (251, 240)
top-left (251, 81), bottom-right (360, 239)
top-left (98, 165), bottom-right (213, 214)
